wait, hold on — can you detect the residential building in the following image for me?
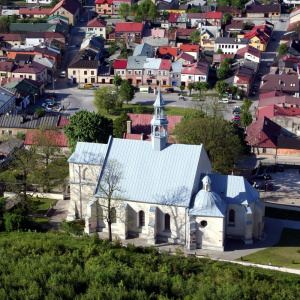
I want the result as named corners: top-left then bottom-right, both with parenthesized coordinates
top-left (133, 43), bottom-right (154, 58)
top-left (260, 74), bottom-right (299, 96)
top-left (25, 32), bottom-right (65, 47)
top-left (0, 87), bottom-right (15, 115)
top-left (49, 0), bottom-right (81, 25)
top-left (290, 7), bottom-right (300, 24)
top-left (115, 23), bottom-right (144, 43)
top-left (181, 62), bottom-right (209, 87)
top-left (95, 0), bottom-right (114, 15)
top-left (246, 4), bottom-right (281, 18)
top-left (114, 59), bottom-right (127, 79)
top-left (68, 91), bottom-right (265, 249)
top-left (235, 45), bottom-right (262, 64)
top-left (0, 62), bottom-right (14, 84)
top-left (12, 62), bottom-right (48, 83)
top-left (19, 7), bottom-right (52, 19)
top-left (126, 56), bottom-right (146, 85)
top-left (187, 12), bottom-right (206, 28)
top-left (270, 59), bottom-right (297, 75)
top-left (212, 54), bottom-right (235, 69)
top-left (225, 20), bottom-right (244, 33)
top-left (179, 44), bottom-right (200, 60)
top-left (142, 36), bottom-right (169, 48)
top-left (205, 12), bottom-right (223, 26)
top-left (176, 52), bottom-right (194, 66)
top-left (143, 58), bottom-right (162, 86)
top-left (0, 34), bottom-right (22, 48)
top-left (157, 1), bottom-right (188, 14)
top-left (157, 46), bottom-right (178, 60)
top-left (216, 6), bottom-right (242, 18)
top-left (157, 59), bottom-right (172, 86)
top-left (243, 24), bottom-right (272, 52)
top-left (98, 65), bottom-right (113, 84)
top-left (176, 29), bottom-right (197, 41)
top-left (200, 26), bottom-right (221, 50)
top-left (86, 18), bottom-right (107, 38)
top-left (233, 66), bottom-right (254, 95)
top-left (68, 49), bottom-right (99, 84)
top-left (26, 0), bottom-right (54, 3)
top-left (168, 13), bottom-right (187, 29)
top-left (279, 31), bottom-right (300, 44)
top-left (10, 23), bottom-right (68, 37)
top-left (214, 37), bottom-right (249, 54)
top-left (170, 60), bottom-right (183, 87)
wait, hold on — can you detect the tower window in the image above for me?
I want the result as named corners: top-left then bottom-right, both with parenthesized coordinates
top-left (139, 210), bottom-right (145, 227)
top-left (229, 209), bottom-right (235, 223)
top-left (165, 213), bottom-right (170, 230)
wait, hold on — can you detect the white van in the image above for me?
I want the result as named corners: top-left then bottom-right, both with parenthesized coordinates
top-left (139, 86), bottom-right (150, 93)
top-left (218, 98), bottom-right (228, 103)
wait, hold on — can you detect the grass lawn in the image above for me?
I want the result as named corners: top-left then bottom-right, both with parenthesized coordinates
top-left (237, 228), bottom-right (300, 268)
top-left (29, 197), bottom-right (57, 215)
top-left (100, 104), bottom-right (186, 119)
top-left (265, 207), bottom-right (300, 221)
top-left (34, 217), bottom-right (52, 227)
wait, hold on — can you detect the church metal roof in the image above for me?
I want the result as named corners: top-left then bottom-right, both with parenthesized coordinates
top-left (94, 137), bottom-right (212, 207)
top-left (68, 142), bottom-right (107, 165)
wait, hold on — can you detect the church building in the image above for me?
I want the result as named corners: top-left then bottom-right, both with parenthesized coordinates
top-left (67, 88), bottom-right (265, 251)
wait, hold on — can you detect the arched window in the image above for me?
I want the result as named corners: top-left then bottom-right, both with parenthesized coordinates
top-left (111, 207), bottom-right (116, 223)
top-left (229, 209), bottom-right (235, 223)
top-left (139, 210), bottom-right (145, 227)
top-left (165, 213), bottom-right (170, 230)
top-left (82, 168), bottom-right (88, 180)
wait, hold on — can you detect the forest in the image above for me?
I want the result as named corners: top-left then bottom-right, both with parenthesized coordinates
top-left (0, 231), bottom-right (299, 299)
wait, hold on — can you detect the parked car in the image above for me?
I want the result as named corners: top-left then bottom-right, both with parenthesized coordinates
top-left (45, 104), bottom-right (53, 112)
top-left (264, 165), bottom-right (276, 173)
top-left (218, 98), bottom-right (229, 103)
top-left (250, 91), bottom-right (256, 96)
top-left (59, 71), bottom-right (66, 78)
top-left (253, 84), bottom-right (258, 90)
top-left (255, 173), bottom-right (272, 180)
top-left (83, 83), bottom-right (93, 88)
top-left (253, 182), bottom-right (273, 191)
top-left (179, 96), bottom-right (185, 100)
top-left (45, 98), bottom-right (56, 105)
top-left (277, 165), bottom-right (284, 172)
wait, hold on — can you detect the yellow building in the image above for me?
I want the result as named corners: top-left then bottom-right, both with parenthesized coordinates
top-left (50, 0), bottom-right (81, 25)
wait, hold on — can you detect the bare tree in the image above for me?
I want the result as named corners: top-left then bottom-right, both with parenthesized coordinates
top-left (97, 159), bottom-right (124, 242)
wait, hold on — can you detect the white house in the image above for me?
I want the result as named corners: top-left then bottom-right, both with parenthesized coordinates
top-left (214, 37), bottom-right (249, 54)
top-left (67, 89), bottom-right (265, 250)
top-left (86, 18), bottom-right (107, 38)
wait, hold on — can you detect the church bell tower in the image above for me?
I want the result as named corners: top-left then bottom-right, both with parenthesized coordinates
top-left (151, 85), bottom-right (169, 151)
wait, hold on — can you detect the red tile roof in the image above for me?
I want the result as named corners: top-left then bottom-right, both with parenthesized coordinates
top-left (19, 8), bottom-right (52, 14)
top-left (159, 59), bottom-right (172, 70)
top-left (51, 0), bottom-right (81, 15)
top-left (168, 13), bottom-right (185, 23)
top-left (127, 113), bottom-right (183, 134)
top-left (12, 62), bottom-right (46, 74)
top-left (259, 91), bottom-right (288, 99)
top-left (95, 0), bottom-right (113, 3)
top-left (114, 59), bottom-right (127, 69)
top-left (0, 33), bottom-right (21, 41)
top-left (58, 116), bottom-right (70, 128)
top-left (87, 18), bottom-right (107, 27)
top-left (246, 117), bottom-right (280, 149)
top-left (158, 46), bottom-right (178, 58)
top-left (115, 22), bottom-right (143, 32)
top-left (205, 12), bottom-right (222, 19)
top-left (1, 77), bottom-right (21, 86)
top-left (236, 45), bottom-right (261, 58)
top-left (123, 133), bottom-right (151, 141)
top-left (244, 27), bottom-right (270, 44)
top-left (176, 28), bottom-right (196, 36)
top-left (291, 7), bottom-right (300, 14)
top-left (24, 130), bottom-right (68, 147)
top-left (176, 52), bottom-right (194, 63)
top-left (179, 44), bottom-right (199, 52)
top-left (258, 104), bottom-right (300, 119)
top-left (236, 75), bottom-right (250, 84)
top-left (0, 61), bottom-right (13, 72)
top-left (258, 94), bottom-right (300, 108)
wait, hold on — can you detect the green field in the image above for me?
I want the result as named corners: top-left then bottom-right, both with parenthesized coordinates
top-left (29, 197), bottom-right (57, 215)
top-left (237, 228), bottom-right (300, 268)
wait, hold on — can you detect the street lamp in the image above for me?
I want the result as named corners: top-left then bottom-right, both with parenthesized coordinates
top-left (52, 78), bottom-right (57, 95)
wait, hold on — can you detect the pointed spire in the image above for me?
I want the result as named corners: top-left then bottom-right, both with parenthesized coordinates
top-left (154, 82), bottom-right (165, 108)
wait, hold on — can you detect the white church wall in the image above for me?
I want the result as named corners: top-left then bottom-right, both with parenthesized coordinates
top-left (226, 204), bottom-right (246, 238)
top-left (195, 216), bottom-right (225, 250)
top-left (251, 199), bottom-right (265, 239)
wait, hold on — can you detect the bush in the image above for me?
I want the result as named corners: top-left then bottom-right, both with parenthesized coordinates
top-left (4, 210), bottom-right (29, 232)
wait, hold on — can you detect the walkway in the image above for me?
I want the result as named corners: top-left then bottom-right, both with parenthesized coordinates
top-left (48, 199), bottom-right (70, 230)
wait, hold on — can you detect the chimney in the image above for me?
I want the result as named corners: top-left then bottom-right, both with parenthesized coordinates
top-left (141, 133), bottom-right (144, 140)
top-left (126, 120), bottom-right (132, 134)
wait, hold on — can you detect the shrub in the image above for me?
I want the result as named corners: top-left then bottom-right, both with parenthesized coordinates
top-left (4, 210), bottom-right (28, 232)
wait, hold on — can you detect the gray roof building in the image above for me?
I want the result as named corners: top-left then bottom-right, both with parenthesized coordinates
top-left (215, 37), bottom-right (249, 44)
top-left (133, 43), bottom-right (154, 57)
top-left (126, 56), bottom-right (147, 70)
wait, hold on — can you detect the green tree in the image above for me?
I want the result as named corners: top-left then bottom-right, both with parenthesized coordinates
top-left (174, 112), bottom-right (242, 174)
top-left (119, 80), bottom-right (135, 104)
top-left (64, 110), bottom-right (113, 152)
top-left (94, 86), bottom-right (122, 113)
top-left (113, 74), bottom-right (123, 90)
top-left (118, 3), bottom-right (131, 20)
top-left (187, 83), bottom-right (194, 95)
top-left (108, 41), bottom-right (118, 55)
top-left (278, 43), bottom-right (289, 56)
top-left (240, 97), bottom-right (253, 127)
top-left (215, 81), bottom-right (229, 95)
top-left (130, 3), bottom-right (138, 16)
top-left (188, 7), bottom-right (202, 13)
top-left (216, 48), bottom-right (223, 54)
top-left (161, 11), bottom-right (170, 21)
top-left (216, 68), bottom-right (227, 80)
top-left (190, 30), bottom-right (200, 43)
top-left (113, 111), bottom-right (130, 138)
top-left (223, 13), bottom-right (233, 23)
top-left (133, 104), bottom-right (144, 114)
top-left (194, 81), bottom-right (209, 99)
top-left (180, 85), bottom-right (185, 93)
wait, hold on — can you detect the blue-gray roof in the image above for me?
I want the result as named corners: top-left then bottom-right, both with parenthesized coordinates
top-left (204, 173), bottom-right (259, 205)
top-left (127, 56), bottom-right (147, 69)
top-left (94, 137), bottom-right (212, 207)
top-left (68, 142), bottom-right (107, 165)
top-left (133, 43), bottom-right (154, 57)
top-left (171, 61), bottom-right (183, 73)
top-left (143, 58), bottom-right (161, 70)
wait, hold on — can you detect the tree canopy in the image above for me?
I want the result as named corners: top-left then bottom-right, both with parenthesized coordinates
top-left (240, 98), bottom-right (253, 127)
top-left (94, 86), bottom-right (122, 113)
top-left (190, 30), bottom-right (200, 43)
top-left (118, 3), bottom-right (131, 20)
top-left (119, 80), bottom-right (135, 104)
top-left (64, 110), bottom-right (113, 152)
top-left (174, 110), bottom-right (242, 174)
top-left (113, 111), bottom-right (130, 138)
top-left (278, 43), bottom-right (289, 56)
top-left (215, 81), bottom-right (229, 95)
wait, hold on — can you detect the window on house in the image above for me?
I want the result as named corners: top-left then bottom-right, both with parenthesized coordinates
top-left (29, 75), bottom-right (32, 79)
top-left (117, 71), bottom-right (120, 74)
top-left (20, 75), bottom-right (23, 78)
top-left (158, 71), bottom-right (161, 75)
top-left (121, 71), bottom-right (124, 74)
top-left (262, 148), bottom-right (266, 153)
top-left (128, 70), bottom-right (132, 75)
top-left (111, 207), bottom-right (117, 223)
top-left (165, 214), bottom-right (170, 230)
top-left (73, 71), bottom-right (76, 75)
top-left (229, 209), bottom-right (235, 223)
top-left (84, 71), bottom-right (87, 75)
top-left (91, 71), bottom-right (94, 75)
top-left (139, 210), bottom-right (145, 227)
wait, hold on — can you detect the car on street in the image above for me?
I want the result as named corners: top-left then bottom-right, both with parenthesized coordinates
top-left (83, 83), bottom-right (93, 88)
top-left (218, 98), bottom-right (229, 103)
top-left (264, 165), bottom-right (276, 173)
top-left (250, 91), bottom-right (256, 96)
top-left (254, 173), bottom-right (272, 180)
top-left (59, 71), bottom-right (66, 78)
top-left (44, 104), bottom-right (53, 112)
top-left (252, 85), bottom-right (258, 90)
top-left (253, 182), bottom-right (273, 191)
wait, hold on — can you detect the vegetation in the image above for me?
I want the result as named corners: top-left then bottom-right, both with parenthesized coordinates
top-left (187, 7), bottom-right (202, 13)
top-left (113, 111), bottom-right (131, 138)
top-left (118, 3), bottom-right (131, 21)
top-left (131, 0), bottom-right (158, 22)
top-left (0, 231), bottom-right (299, 298)
top-left (278, 43), bottom-right (289, 56)
top-left (215, 81), bottom-right (229, 95)
top-left (223, 13), bottom-right (233, 23)
top-left (217, 0), bottom-right (248, 9)
top-left (174, 109), bottom-right (243, 174)
top-left (240, 98), bottom-right (253, 127)
top-left (238, 228), bottom-right (300, 269)
top-left (94, 86), bottom-right (122, 114)
top-left (217, 57), bottom-right (233, 80)
top-left (64, 110), bottom-right (113, 152)
top-left (119, 80), bottom-right (135, 104)
top-left (113, 74), bottom-right (122, 89)
top-left (190, 30), bottom-right (200, 43)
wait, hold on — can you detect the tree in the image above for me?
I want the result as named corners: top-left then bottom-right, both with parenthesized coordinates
top-left (94, 86), bottom-right (122, 113)
top-left (118, 3), bottom-right (131, 21)
top-left (215, 81), bottom-right (229, 95)
top-left (180, 85), bottom-right (185, 93)
top-left (190, 30), bottom-right (200, 43)
top-left (194, 81), bottom-right (209, 99)
top-left (278, 43), bottom-right (289, 56)
top-left (240, 97), bottom-right (253, 127)
top-left (216, 48), bottom-right (223, 54)
top-left (97, 159), bottom-right (124, 242)
top-left (216, 68), bottom-right (227, 80)
top-left (113, 111), bottom-right (131, 138)
top-left (64, 110), bottom-right (113, 152)
top-left (188, 7), bottom-right (202, 13)
top-left (174, 112), bottom-right (242, 174)
top-left (187, 83), bottom-right (194, 95)
top-left (113, 74), bottom-right (123, 89)
top-left (108, 41), bottom-right (118, 55)
top-left (137, 0), bottom-right (158, 21)
top-left (161, 11), bottom-right (170, 21)
top-left (223, 13), bottom-right (232, 23)
top-left (119, 80), bottom-right (135, 104)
